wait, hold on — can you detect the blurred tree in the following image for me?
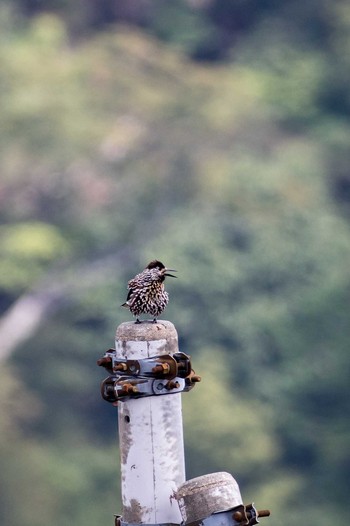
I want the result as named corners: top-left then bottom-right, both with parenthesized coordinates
top-left (0, 4), bottom-right (350, 526)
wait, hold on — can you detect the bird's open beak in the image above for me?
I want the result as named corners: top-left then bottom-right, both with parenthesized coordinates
top-left (164, 269), bottom-right (177, 278)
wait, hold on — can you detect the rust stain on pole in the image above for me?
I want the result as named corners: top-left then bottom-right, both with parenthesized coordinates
top-left (122, 498), bottom-right (152, 524)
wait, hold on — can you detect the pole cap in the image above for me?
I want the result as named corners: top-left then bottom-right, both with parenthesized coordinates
top-left (176, 472), bottom-right (243, 524)
top-left (115, 320), bottom-right (179, 359)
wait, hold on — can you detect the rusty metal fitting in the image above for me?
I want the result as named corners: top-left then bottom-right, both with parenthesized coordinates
top-left (232, 505), bottom-right (249, 525)
top-left (245, 503), bottom-right (270, 526)
top-left (99, 350), bottom-right (200, 402)
top-left (100, 377), bottom-right (118, 403)
top-left (114, 363), bottom-right (128, 372)
top-left (257, 510), bottom-right (271, 518)
top-left (187, 370), bottom-right (201, 383)
top-left (122, 383), bottom-right (138, 394)
top-left (166, 380), bottom-right (180, 390)
top-left (97, 356), bottom-right (112, 367)
top-left (152, 363), bottom-right (171, 374)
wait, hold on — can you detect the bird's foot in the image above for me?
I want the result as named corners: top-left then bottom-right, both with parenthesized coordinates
top-left (135, 318), bottom-right (141, 324)
top-left (152, 318), bottom-right (157, 324)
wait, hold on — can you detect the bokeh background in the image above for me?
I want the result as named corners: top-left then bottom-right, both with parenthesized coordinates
top-left (1, 1), bottom-right (350, 525)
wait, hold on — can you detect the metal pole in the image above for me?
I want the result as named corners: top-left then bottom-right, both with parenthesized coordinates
top-left (115, 320), bottom-right (185, 525)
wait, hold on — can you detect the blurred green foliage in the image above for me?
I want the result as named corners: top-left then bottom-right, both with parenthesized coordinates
top-left (0, 2), bottom-right (350, 526)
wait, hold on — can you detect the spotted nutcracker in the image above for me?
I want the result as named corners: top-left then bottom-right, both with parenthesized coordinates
top-left (121, 260), bottom-right (177, 323)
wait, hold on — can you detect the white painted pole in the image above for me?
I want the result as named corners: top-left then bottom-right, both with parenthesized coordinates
top-left (115, 320), bottom-right (185, 524)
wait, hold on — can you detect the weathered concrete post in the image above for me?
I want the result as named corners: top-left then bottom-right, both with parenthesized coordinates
top-left (98, 320), bottom-right (269, 526)
top-left (115, 320), bottom-right (185, 524)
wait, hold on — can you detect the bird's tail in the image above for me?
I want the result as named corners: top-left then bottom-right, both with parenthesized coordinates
top-left (121, 302), bottom-right (128, 308)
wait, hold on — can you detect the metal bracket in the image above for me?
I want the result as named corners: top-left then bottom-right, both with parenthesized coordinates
top-left (230, 503), bottom-right (270, 526)
top-left (98, 351), bottom-right (194, 379)
top-left (98, 350), bottom-right (201, 404)
top-left (114, 504), bottom-right (270, 526)
top-left (195, 504), bottom-right (270, 526)
top-left (115, 517), bottom-right (172, 526)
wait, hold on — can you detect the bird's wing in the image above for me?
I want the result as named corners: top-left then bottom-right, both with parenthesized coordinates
top-left (126, 288), bottom-right (134, 302)
top-left (121, 285), bottom-right (135, 307)
top-left (124, 276), bottom-right (140, 304)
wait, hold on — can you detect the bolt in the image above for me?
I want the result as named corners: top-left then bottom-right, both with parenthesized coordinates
top-left (114, 363), bottom-right (127, 372)
top-left (122, 384), bottom-right (138, 394)
top-left (233, 512), bottom-right (243, 522)
top-left (97, 356), bottom-right (112, 366)
top-left (190, 374), bottom-right (201, 383)
top-left (152, 363), bottom-right (170, 374)
top-left (258, 510), bottom-right (270, 518)
top-left (166, 380), bottom-right (180, 390)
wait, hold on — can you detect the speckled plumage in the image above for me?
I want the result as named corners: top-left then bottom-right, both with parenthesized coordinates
top-left (121, 260), bottom-right (177, 323)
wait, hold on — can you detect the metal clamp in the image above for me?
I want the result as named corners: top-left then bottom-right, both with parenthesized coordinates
top-left (114, 505), bottom-right (270, 526)
top-left (98, 351), bottom-right (194, 379)
top-left (98, 351), bottom-right (201, 404)
top-left (115, 516), bottom-right (173, 526)
top-left (187, 504), bottom-right (270, 526)
top-left (231, 504), bottom-right (270, 526)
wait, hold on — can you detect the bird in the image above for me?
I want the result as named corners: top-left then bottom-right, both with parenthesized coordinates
top-left (121, 260), bottom-right (177, 323)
